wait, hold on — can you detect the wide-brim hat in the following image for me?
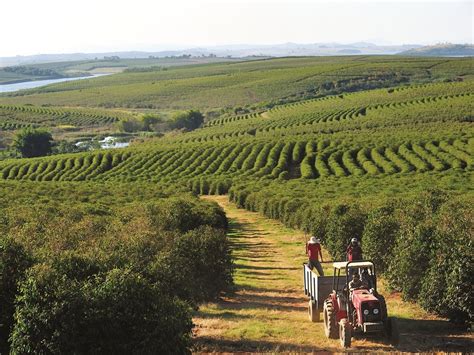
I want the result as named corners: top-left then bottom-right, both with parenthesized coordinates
top-left (309, 237), bottom-right (320, 244)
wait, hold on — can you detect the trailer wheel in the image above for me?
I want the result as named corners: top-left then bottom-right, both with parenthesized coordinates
top-left (339, 318), bottom-right (351, 348)
top-left (323, 300), bottom-right (338, 339)
top-left (308, 300), bottom-right (319, 322)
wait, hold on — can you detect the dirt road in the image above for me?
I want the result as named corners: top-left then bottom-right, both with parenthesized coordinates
top-left (193, 196), bottom-right (472, 353)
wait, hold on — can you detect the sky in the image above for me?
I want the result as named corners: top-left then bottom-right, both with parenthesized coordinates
top-left (1, 0), bottom-right (472, 57)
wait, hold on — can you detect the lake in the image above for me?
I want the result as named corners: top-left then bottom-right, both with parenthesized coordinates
top-left (0, 73), bottom-right (109, 93)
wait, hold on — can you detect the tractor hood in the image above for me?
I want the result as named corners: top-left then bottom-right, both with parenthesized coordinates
top-left (352, 289), bottom-right (378, 307)
top-left (352, 289), bottom-right (382, 326)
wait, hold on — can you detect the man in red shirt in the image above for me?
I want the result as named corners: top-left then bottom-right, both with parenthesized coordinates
top-left (306, 236), bottom-right (324, 276)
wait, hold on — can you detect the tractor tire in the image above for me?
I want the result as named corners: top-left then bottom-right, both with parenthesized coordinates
top-left (308, 300), bottom-right (320, 322)
top-left (339, 318), bottom-right (352, 348)
top-left (323, 300), bottom-right (339, 339)
top-left (385, 317), bottom-right (400, 346)
top-left (379, 295), bottom-right (388, 321)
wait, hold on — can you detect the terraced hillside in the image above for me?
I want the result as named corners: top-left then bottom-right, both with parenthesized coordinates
top-left (178, 80), bottom-right (473, 142)
top-left (2, 79), bottom-right (471, 185)
top-left (0, 57), bottom-right (473, 344)
top-left (0, 104), bottom-right (134, 130)
top-left (1, 138), bottom-right (471, 183)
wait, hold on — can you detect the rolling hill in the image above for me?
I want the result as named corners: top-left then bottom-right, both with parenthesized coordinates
top-left (400, 43), bottom-right (474, 57)
top-left (1, 56), bottom-right (472, 112)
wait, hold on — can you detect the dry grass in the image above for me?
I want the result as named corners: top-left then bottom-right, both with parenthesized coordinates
top-left (193, 195), bottom-right (473, 353)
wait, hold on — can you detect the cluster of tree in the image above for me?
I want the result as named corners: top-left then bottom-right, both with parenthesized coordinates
top-left (171, 110), bottom-right (204, 130)
top-left (10, 128), bottom-right (87, 158)
top-left (118, 118), bottom-right (149, 133)
top-left (229, 187), bottom-right (473, 325)
top-left (103, 56), bottom-right (120, 61)
top-left (117, 114), bottom-right (164, 133)
top-left (124, 66), bottom-right (169, 73)
top-left (165, 54), bottom-right (192, 59)
top-left (12, 128), bottom-right (53, 158)
top-left (117, 111), bottom-right (204, 133)
top-left (0, 195), bottom-right (233, 353)
top-left (3, 66), bottom-right (61, 77)
top-left (147, 54), bottom-right (216, 59)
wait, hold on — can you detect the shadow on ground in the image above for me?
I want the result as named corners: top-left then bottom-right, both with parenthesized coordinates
top-left (193, 337), bottom-right (333, 353)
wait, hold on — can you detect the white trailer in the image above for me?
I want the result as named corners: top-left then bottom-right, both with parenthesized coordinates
top-left (303, 263), bottom-right (345, 322)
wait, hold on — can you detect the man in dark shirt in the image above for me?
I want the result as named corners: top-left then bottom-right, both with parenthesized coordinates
top-left (349, 273), bottom-right (368, 292)
top-left (346, 238), bottom-right (363, 261)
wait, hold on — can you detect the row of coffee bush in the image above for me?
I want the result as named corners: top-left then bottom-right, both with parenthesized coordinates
top-left (0, 193), bottom-right (232, 353)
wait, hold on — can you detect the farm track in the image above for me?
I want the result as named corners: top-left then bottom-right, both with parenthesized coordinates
top-left (192, 196), bottom-right (473, 353)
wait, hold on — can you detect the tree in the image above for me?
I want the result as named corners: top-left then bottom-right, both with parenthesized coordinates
top-left (142, 114), bottom-right (162, 131)
top-left (117, 115), bottom-right (163, 133)
top-left (52, 140), bottom-right (82, 154)
top-left (12, 128), bottom-right (53, 158)
top-left (172, 110), bottom-right (204, 131)
top-left (117, 118), bottom-right (143, 133)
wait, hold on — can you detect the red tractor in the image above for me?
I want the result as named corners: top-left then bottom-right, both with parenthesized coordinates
top-left (304, 260), bottom-right (399, 348)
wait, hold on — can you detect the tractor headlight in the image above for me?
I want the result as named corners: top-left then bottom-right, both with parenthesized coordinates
top-left (373, 308), bottom-right (379, 315)
top-left (363, 309), bottom-right (369, 315)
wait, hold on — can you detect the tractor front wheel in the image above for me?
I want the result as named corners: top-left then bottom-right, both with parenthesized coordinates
top-left (385, 317), bottom-right (400, 346)
top-left (308, 300), bottom-right (319, 322)
top-left (339, 318), bottom-right (352, 348)
top-left (323, 300), bottom-right (338, 339)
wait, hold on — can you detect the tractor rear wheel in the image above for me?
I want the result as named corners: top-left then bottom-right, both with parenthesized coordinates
top-left (323, 300), bottom-right (338, 339)
top-left (379, 295), bottom-right (387, 320)
top-left (308, 300), bottom-right (319, 322)
top-left (385, 317), bottom-right (400, 346)
top-left (339, 318), bottom-right (351, 348)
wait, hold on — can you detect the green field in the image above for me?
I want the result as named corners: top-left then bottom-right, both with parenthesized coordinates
top-left (0, 56), bottom-right (472, 352)
top-left (1, 56), bottom-right (472, 111)
top-left (0, 61), bottom-right (91, 84)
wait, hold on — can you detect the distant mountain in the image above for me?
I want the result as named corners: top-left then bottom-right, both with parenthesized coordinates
top-left (0, 42), bottom-right (426, 67)
top-left (193, 43), bottom-right (422, 57)
top-left (337, 49), bottom-right (361, 54)
top-left (399, 44), bottom-right (474, 57)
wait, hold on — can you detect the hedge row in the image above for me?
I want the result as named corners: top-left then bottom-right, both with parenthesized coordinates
top-left (0, 195), bottom-right (232, 353)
